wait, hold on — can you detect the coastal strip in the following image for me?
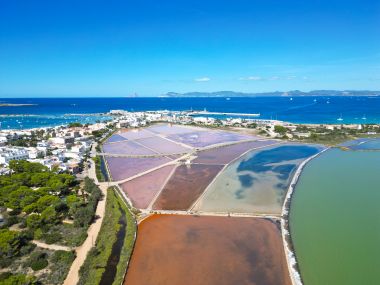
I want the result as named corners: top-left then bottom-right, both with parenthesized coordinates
top-left (189, 111), bottom-right (260, 117)
top-left (0, 103), bottom-right (37, 107)
top-left (281, 147), bottom-right (329, 285)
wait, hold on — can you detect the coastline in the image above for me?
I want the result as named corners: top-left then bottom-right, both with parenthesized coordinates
top-left (0, 103), bottom-right (37, 107)
top-left (280, 147), bottom-right (329, 285)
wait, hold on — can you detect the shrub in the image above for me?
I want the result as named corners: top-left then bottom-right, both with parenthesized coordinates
top-left (0, 272), bottom-right (37, 285)
top-left (42, 231), bottom-right (62, 244)
top-left (26, 251), bottom-right (48, 271)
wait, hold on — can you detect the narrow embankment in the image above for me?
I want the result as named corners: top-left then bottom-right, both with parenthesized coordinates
top-left (281, 148), bottom-right (329, 285)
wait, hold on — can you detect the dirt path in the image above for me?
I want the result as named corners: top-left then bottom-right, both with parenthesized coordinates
top-left (32, 240), bottom-right (71, 251)
top-left (63, 143), bottom-right (110, 285)
top-left (63, 182), bottom-right (108, 285)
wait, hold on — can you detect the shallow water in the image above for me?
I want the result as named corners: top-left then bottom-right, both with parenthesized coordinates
top-left (195, 144), bottom-right (321, 215)
top-left (290, 149), bottom-right (380, 285)
top-left (99, 203), bottom-right (127, 285)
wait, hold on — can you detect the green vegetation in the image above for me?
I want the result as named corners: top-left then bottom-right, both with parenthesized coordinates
top-left (8, 130), bottom-right (48, 148)
top-left (0, 160), bottom-right (102, 283)
top-left (78, 187), bottom-right (136, 285)
top-left (48, 250), bottom-right (76, 284)
top-left (0, 272), bottom-right (37, 285)
top-left (25, 251), bottom-right (49, 271)
top-left (68, 122), bottom-right (83, 128)
top-left (93, 156), bottom-right (107, 182)
top-left (274, 125), bottom-right (287, 135)
top-left (274, 124), bottom-right (380, 145)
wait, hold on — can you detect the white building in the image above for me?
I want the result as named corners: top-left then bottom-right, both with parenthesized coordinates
top-left (0, 147), bottom-right (29, 165)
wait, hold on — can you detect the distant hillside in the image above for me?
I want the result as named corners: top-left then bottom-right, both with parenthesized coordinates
top-left (165, 90), bottom-right (380, 97)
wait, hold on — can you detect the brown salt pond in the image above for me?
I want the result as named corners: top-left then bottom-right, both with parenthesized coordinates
top-left (124, 215), bottom-right (291, 285)
top-left (119, 165), bottom-right (175, 209)
top-left (193, 139), bottom-right (279, 165)
top-left (152, 164), bottom-right (223, 210)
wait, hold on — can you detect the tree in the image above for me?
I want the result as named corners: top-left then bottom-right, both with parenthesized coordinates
top-left (35, 195), bottom-right (60, 213)
top-left (30, 172), bottom-right (52, 187)
top-left (5, 187), bottom-right (39, 210)
top-left (274, 125), bottom-right (287, 135)
top-left (68, 122), bottom-right (83, 128)
top-left (26, 214), bottom-right (41, 230)
top-left (40, 207), bottom-right (59, 225)
top-left (73, 206), bottom-right (94, 227)
top-left (0, 229), bottom-right (22, 258)
top-left (9, 160), bottom-right (47, 174)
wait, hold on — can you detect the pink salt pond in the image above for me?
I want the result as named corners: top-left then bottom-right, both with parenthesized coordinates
top-left (102, 141), bottom-right (156, 155)
top-left (135, 136), bottom-right (192, 154)
top-left (193, 140), bottom-right (279, 165)
top-left (119, 165), bottom-right (175, 209)
top-left (105, 156), bottom-right (172, 181)
top-left (146, 124), bottom-right (196, 135)
top-left (168, 130), bottom-right (254, 147)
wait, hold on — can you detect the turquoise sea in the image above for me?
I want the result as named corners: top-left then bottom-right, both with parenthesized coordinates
top-left (1, 96), bottom-right (380, 129)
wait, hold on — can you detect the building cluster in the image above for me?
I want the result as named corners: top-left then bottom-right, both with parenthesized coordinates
top-left (1, 110), bottom-right (379, 175)
top-left (0, 121), bottom-right (113, 175)
top-left (111, 109), bottom-right (278, 129)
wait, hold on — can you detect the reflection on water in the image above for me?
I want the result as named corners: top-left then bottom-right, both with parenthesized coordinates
top-left (195, 144), bottom-right (322, 215)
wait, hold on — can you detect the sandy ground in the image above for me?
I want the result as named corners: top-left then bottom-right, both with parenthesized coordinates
top-left (32, 240), bottom-right (71, 251)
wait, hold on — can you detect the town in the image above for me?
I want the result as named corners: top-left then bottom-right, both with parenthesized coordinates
top-left (1, 110), bottom-right (379, 176)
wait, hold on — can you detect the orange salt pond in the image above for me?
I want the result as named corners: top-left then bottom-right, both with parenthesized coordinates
top-left (124, 215), bottom-right (291, 285)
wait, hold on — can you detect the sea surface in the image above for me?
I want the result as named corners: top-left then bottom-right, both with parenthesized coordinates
top-left (1, 96), bottom-right (380, 129)
top-left (290, 148), bottom-right (380, 285)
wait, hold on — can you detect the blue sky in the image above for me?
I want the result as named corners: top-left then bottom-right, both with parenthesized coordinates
top-left (0, 0), bottom-right (379, 97)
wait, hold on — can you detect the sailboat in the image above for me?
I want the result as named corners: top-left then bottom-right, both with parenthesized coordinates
top-left (362, 114), bottom-right (367, 120)
top-left (337, 114), bottom-right (343, 121)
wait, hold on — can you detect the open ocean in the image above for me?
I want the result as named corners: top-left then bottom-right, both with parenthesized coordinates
top-left (1, 96), bottom-right (380, 129)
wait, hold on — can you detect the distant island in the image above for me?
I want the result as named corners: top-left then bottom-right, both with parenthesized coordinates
top-left (164, 90), bottom-right (380, 97)
top-left (0, 103), bottom-right (37, 107)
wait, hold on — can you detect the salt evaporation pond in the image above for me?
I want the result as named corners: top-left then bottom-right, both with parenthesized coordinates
top-left (124, 215), bottom-right (291, 285)
top-left (194, 144), bottom-right (322, 215)
top-left (290, 148), bottom-right (380, 285)
top-left (153, 164), bottom-right (223, 210)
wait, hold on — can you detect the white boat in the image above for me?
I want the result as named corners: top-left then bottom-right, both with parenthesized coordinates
top-left (313, 99), bottom-right (317, 102)
top-left (337, 114), bottom-right (343, 121)
top-left (362, 115), bottom-right (367, 120)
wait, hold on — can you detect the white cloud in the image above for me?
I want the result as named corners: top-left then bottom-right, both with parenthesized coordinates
top-left (239, 76), bottom-right (262, 81)
top-left (269, 76), bottom-right (280, 80)
top-left (194, 77), bottom-right (211, 82)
